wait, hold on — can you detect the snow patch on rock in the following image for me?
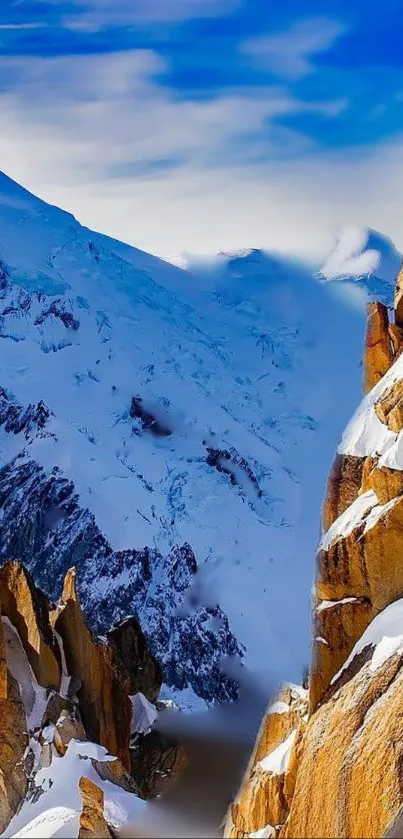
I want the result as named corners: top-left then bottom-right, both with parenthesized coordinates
top-left (257, 730), bottom-right (297, 776)
top-left (332, 598), bottom-right (403, 684)
top-left (1, 739), bottom-right (145, 839)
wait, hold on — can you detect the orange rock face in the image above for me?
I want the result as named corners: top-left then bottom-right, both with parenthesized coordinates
top-left (394, 260), bottom-right (403, 327)
top-left (321, 453), bottom-right (365, 532)
top-left (0, 611), bottom-right (7, 699)
top-left (53, 709), bottom-right (87, 757)
top-left (312, 491), bottom-right (403, 710)
top-left (310, 596), bottom-right (373, 714)
top-left (52, 569), bottom-right (133, 771)
top-left (375, 378), bottom-right (403, 431)
top-left (283, 650), bottom-right (403, 839)
top-left (0, 671), bottom-right (29, 833)
top-left (0, 559), bottom-right (169, 834)
top-left (78, 776), bottom-right (113, 838)
top-left (363, 301), bottom-right (394, 394)
top-left (107, 616), bottom-right (162, 703)
top-left (224, 686), bottom-right (308, 838)
top-left (360, 457), bottom-right (403, 504)
top-left (0, 561), bottom-right (60, 689)
top-left (388, 322), bottom-right (403, 357)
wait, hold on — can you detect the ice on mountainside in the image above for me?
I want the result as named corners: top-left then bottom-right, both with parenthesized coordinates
top-left (0, 170), bottom-right (397, 702)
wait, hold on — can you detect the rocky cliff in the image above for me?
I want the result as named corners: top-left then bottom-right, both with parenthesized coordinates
top-left (226, 258), bottom-right (403, 838)
top-left (0, 558), bottom-right (182, 837)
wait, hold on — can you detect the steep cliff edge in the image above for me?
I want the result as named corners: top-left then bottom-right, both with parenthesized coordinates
top-left (311, 290), bottom-right (403, 714)
top-left (226, 258), bottom-right (403, 839)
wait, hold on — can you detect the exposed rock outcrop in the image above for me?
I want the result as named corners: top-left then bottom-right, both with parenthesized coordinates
top-left (394, 260), bottom-right (403, 326)
top-left (107, 617), bottom-right (162, 703)
top-left (363, 301), bottom-right (394, 393)
top-left (311, 291), bottom-right (403, 710)
top-left (375, 378), bottom-right (403, 431)
top-left (0, 561), bottom-right (60, 689)
top-left (52, 568), bottom-right (133, 770)
top-left (225, 685), bottom-right (307, 838)
top-left (204, 443), bottom-right (262, 498)
top-left (0, 559), bottom-right (166, 835)
top-left (360, 457), bottom-right (403, 504)
top-left (0, 671), bottom-right (29, 833)
top-left (321, 453), bottom-right (365, 532)
top-left (0, 609), bottom-right (7, 699)
top-left (310, 595), bottom-right (373, 714)
top-left (53, 708), bottom-right (87, 756)
top-left (389, 322), bottom-right (403, 357)
top-left (78, 776), bottom-right (113, 838)
top-left (34, 299), bottom-right (80, 331)
top-left (312, 471), bottom-right (403, 711)
top-left (284, 630), bottom-right (403, 838)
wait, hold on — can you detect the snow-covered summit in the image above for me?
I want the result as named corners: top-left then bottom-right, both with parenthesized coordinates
top-left (319, 226), bottom-right (402, 308)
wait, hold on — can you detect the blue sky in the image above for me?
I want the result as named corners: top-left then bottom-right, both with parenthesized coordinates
top-left (0, 0), bottom-right (402, 261)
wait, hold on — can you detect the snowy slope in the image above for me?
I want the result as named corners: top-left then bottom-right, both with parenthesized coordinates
top-left (2, 739), bottom-right (146, 839)
top-left (0, 172), bottom-right (384, 700)
top-left (318, 226), bottom-right (401, 308)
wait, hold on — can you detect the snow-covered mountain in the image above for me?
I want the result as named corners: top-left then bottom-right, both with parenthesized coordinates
top-left (0, 172), bottom-right (393, 703)
top-left (319, 226), bottom-right (402, 308)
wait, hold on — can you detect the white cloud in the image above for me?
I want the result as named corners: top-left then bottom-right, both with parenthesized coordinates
top-left (0, 49), bottom-right (399, 265)
top-left (0, 23), bottom-right (46, 30)
top-left (0, 50), bottom-right (345, 178)
top-left (45, 138), bottom-right (403, 266)
top-left (242, 17), bottom-right (346, 80)
top-left (35, 0), bottom-right (240, 30)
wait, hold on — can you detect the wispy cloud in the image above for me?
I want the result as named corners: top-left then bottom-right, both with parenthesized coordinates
top-left (0, 23), bottom-right (46, 30)
top-left (242, 17), bottom-right (346, 80)
top-left (1, 41), bottom-right (396, 268)
top-left (0, 49), bottom-right (346, 182)
top-left (34, 0), bottom-right (240, 30)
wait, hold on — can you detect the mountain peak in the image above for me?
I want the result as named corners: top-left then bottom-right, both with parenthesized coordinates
top-left (319, 226), bottom-right (402, 284)
top-left (0, 170), bottom-right (40, 208)
top-left (0, 170), bottom-right (79, 230)
top-left (318, 226), bottom-right (402, 309)
top-left (218, 247), bottom-right (263, 260)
